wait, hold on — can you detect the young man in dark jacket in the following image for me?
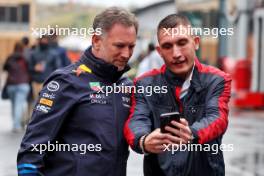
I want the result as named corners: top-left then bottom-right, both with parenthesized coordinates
top-left (17, 7), bottom-right (138, 176)
top-left (124, 14), bottom-right (232, 176)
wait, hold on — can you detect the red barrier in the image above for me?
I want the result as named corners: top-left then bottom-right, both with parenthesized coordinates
top-left (233, 60), bottom-right (251, 91)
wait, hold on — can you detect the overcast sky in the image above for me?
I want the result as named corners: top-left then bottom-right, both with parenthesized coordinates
top-left (36, 0), bottom-right (167, 8)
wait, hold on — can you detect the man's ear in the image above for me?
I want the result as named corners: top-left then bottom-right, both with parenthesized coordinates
top-left (156, 45), bottom-right (162, 57)
top-left (92, 34), bottom-right (102, 51)
top-left (193, 36), bottom-right (200, 50)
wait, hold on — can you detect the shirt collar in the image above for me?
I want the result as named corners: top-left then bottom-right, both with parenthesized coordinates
top-left (180, 62), bottom-right (195, 98)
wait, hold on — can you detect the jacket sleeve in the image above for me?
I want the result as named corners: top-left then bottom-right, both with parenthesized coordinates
top-left (123, 80), bottom-right (152, 153)
top-left (17, 73), bottom-right (79, 175)
top-left (190, 74), bottom-right (232, 144)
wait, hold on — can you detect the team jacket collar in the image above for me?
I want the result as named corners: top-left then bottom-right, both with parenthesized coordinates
top-left (163, 58), bottom-right (204, 92)
top-left (191, 58), bottom-right (205, 92)
top-left (164, 68), bottom-right (185, 87)
top-left (80, 46), bottom-right (130, 83)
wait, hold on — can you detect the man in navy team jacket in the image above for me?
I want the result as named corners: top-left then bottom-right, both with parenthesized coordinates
top-left (17, 7), bottom-right (138, 176)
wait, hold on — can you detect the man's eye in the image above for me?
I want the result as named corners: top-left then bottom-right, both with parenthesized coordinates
top-left (178, 40), bottom-right (188, 46)
top-left (115, 44), bottom-right (125, 48)
top-left (129, 45), bottom-right (135, 49)
top-left (162, 44), bottom-right (172, 49)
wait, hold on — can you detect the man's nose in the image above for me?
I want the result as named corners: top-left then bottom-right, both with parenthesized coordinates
top-left (172, 45), bottom-right (182, 59)
top-left (121, 47), bottom-right (130, 59)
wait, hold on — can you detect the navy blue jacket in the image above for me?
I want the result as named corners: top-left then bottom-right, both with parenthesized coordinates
top-left (50, 42), bottom-right (71, 67)
top-left (28, 47), bottom-right (61, 83)
top-left (124, 58), bottom-right (232, 176)
top-left (17, 47), bottom-right (132, 176)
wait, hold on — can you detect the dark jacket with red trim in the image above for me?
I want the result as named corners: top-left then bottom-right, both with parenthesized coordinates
top-left (17, 47), bottom-right (132, 176)
top-left (124, 58), bottom-right (232, 176)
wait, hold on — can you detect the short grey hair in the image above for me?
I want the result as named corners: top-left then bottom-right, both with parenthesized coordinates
top-left (93, 7), bottom-right (138, 35)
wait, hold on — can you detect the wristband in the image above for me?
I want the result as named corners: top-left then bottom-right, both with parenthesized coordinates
top-left (140, 134), bottom-right (149, 155)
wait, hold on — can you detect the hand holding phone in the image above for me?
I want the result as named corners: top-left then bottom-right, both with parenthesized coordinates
top-left (160, 112), bottom-right (181, 133)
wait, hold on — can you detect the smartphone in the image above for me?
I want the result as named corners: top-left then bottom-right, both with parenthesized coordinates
top-left (160, 112), bottom-right (181, 133)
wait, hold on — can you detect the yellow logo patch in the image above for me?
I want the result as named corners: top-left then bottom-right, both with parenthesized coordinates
top-left (39, 98), bottom-right (53, 107)
top-left (72, 64), bottom-right (92, 76)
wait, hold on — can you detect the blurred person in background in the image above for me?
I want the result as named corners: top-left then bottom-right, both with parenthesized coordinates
top-left (3, 42), bottom-right (30, 132)
top-left (28, 36), bottom-right (61, 102)
top-left (21, 36), bottom-right (32, 62)
top-left (136, 42), bottom-right (164, 77)
top-left (21, 36), bottom-right (34, 126)
top-left (49, 33), bottom-right (71, 67)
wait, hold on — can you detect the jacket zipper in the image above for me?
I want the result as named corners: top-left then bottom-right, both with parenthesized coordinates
top-left (112, 91), bottom-right (119, 175)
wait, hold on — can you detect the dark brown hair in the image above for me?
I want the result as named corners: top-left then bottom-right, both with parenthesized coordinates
top-left (157, 14), bottom-right (191, 35)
